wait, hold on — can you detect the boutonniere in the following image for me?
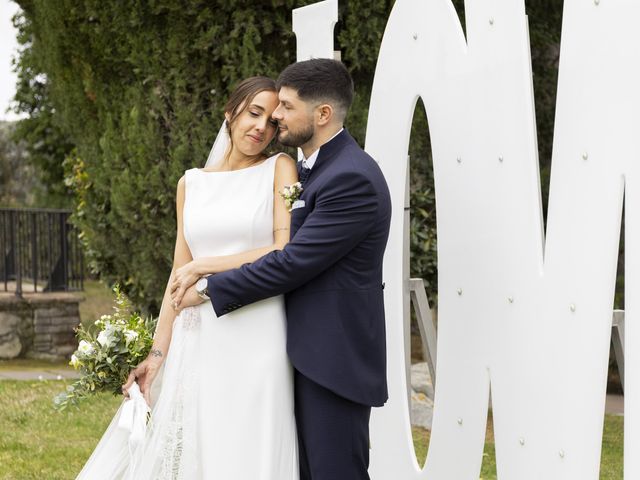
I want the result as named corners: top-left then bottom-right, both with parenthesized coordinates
top-left (279, 182), bottom-right (303, 212)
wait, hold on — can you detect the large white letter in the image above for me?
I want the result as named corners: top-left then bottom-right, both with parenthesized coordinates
top-left (292, 0), bottom-right (338, 61)
top-left (366, 1), bottom-right (638, 478)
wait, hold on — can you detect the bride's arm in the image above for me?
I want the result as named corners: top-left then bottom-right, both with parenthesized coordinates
top-left (170, 154), bottom-right (298, 304)
top-left (123, 175), bottom-right (193, 403)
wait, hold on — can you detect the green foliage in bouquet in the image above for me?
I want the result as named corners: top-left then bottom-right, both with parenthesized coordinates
top-left (54, 285), bottom-right (156, 410)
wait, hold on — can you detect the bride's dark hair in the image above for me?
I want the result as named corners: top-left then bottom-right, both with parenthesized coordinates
top-left (223, 76), bottom-right (277, 162)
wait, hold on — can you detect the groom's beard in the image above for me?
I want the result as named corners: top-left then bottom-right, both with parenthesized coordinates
top-left (278, 122), bottom-right (314, 148)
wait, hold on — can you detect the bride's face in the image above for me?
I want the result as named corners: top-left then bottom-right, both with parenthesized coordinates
top-left (226, 90), bottom-right (279, 158)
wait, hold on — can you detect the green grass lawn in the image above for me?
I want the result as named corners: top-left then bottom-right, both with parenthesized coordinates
top-left (412, 413), bottom-right (623, 480)
top-left (0, 380), bottom-right (120, 480)
top-left (78, 279), bottom-right (118, 329)
top-left (0, 379), bottom-right (623, 479)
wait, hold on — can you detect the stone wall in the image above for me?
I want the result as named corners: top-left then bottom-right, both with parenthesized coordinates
top-left (0, 292), bottom-right (83, 360)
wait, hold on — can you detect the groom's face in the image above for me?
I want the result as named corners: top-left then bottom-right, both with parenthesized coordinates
top-left (272, 87), bottom-right (315, 148)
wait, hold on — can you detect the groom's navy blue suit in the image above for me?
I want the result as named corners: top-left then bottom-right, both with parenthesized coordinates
top-left (207, 129), bottom-right (391, 479)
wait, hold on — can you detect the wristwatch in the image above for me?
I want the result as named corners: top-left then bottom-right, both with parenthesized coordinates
top-left (195, 277), bottom-right (209, 301)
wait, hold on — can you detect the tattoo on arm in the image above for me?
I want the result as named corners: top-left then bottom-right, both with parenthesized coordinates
top-left (150, 348), bottom-right (163, 358)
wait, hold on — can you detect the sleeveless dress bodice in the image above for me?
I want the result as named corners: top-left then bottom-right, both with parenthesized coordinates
top-left (183, 155), bottom-right (277, 258)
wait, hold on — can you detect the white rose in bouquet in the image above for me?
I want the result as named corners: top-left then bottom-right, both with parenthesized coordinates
top-left (77, 340), bottom-right (94, 356)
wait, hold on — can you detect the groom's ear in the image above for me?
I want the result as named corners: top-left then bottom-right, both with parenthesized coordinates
top-left (315, 103), bottom-right (334, 126)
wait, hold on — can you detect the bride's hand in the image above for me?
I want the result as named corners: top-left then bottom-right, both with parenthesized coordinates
top-left (174, 283), bottom-right (206, 312)
top-left (122, 353), bottom-right (163, 405)
top-left (170, 261), bottom-right (200, 307)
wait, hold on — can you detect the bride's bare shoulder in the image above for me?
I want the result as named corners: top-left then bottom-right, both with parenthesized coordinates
top-left (274, 152), bottom-right (298, 185)
top-left (274, 152), bottom-right (296, 171)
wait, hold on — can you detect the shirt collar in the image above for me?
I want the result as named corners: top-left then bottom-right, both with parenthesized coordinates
top-left (300, 128), bottom-right (344, 170)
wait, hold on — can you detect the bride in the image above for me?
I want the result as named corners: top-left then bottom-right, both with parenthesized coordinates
top-left (77, 76), bottom-right (299, 479)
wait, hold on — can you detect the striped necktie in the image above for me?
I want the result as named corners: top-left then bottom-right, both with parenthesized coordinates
top-left (299, 162), bottom-right (312, 186)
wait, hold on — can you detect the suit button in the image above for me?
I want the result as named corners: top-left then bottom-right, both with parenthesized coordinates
top-left (381, 282), bottom-right (385, 290)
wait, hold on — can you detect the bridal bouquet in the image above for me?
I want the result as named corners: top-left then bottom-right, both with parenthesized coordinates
top-left (54, 285), bottom-right (157, 410)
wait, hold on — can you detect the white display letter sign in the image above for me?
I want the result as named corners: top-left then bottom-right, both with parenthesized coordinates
top-left (363, 1), bottom-right (638, 479)
top-left (292, 0), bottom-right (338, 61)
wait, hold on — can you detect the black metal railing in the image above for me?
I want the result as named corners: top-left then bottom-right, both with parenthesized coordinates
top-left (0, 208), bottom-right (83, 294)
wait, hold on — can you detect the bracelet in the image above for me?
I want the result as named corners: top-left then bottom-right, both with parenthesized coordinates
top-left (273, 227), bottom-right (290, 232)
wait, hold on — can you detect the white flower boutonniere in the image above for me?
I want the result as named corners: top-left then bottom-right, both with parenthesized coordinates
top-left (279, 182), bottom-right (303, 212)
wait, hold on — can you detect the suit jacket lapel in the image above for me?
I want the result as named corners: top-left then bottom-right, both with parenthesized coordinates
top-left (302, 129), bottom-right (355, 190)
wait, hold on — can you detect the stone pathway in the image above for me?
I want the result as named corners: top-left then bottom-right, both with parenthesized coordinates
top-left (411, 362), bottom-right (434, 429)
top-left (605, 394), bottom-right (624, 416)
top-left (0, 368), bottom-right (79, 381)
top-left (0, 362), bottom-right (624, 419)
top-left (409, 362), bottom-right (624, 429)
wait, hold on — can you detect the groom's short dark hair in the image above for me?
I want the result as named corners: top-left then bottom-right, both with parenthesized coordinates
top-left (276, 58), bottom-right (354, 121)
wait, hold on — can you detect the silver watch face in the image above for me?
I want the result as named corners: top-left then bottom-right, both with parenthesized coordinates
top-left (196, 278), bottom-right (208, 294)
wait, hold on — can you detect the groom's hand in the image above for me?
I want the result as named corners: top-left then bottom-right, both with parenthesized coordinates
top-left (174, 284), bottom-right (206, 312)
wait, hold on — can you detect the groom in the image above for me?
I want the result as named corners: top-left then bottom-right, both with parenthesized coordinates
top-left (194, 59), bottom-right (390, 479)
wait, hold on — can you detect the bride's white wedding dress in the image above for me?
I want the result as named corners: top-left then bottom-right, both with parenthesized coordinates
top-left (77, 153), bottom-right (299, 479)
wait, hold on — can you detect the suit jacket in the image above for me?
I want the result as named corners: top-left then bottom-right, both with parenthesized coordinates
top-left (207, 129), bottom-right (392, 407)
